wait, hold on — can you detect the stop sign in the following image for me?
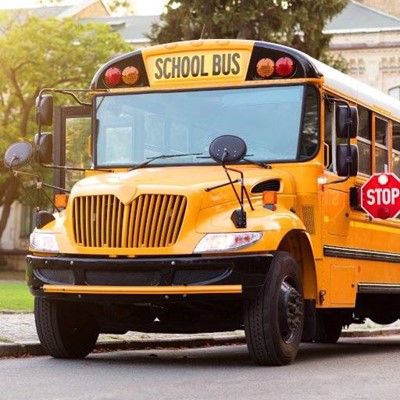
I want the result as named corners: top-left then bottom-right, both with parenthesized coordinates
top-left (361, 173), bottom-right (400, 219)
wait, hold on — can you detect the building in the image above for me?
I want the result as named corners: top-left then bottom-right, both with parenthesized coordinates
top-left (325, 0), bottom-right (400, 96)
top-left (4, 0), bottom-right (111, 20)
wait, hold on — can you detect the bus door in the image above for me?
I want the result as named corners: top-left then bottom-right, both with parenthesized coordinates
top-left (322, 99), bottom-right (352, 238)
top-left (53, 105), bottom-right (92, 193)
top-left (321, 98), bottom-right (358, 307)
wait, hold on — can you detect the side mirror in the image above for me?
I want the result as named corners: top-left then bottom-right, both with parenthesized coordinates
top-left (336, 144), bottom-right (358, 177)
top-left (336, 105), bottom-right (358, 139)
top-left (209, 135), bottom-right (247, 164)
top-left (35, 133), bottom-right (53, 164)
top-left (36, 95), bottom-right (53, 126)
top-left (3, 142), bottom-right (33, 169)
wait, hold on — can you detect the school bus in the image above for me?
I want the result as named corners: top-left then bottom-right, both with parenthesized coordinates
top-left (6, 39), bottom-right (400, 366)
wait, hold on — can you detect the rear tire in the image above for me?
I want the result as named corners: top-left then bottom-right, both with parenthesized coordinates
top-left (244, 251), bottom-right (304, 366)
top-left (35, 297), bottom-right (99, 359)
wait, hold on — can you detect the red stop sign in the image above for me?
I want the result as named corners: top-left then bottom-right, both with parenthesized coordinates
top-left (361, 173), bottom-right (400, 219)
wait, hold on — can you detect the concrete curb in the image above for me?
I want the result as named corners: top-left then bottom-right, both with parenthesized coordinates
top-left (341, 328), bottom-right (400, 338)
top-left (0, 335), bottom-right (246, 358)
top-left (1, 329), bottom-right (400, 358)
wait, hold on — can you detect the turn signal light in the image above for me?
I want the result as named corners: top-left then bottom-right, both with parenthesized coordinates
top-left (262, 191), bottom-right (277, 211)
top-left (54, 194), bottom-right (68, 209)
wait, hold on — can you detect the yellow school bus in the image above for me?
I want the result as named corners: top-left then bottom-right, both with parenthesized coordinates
top-left (8, 39), bottom-right (400, 366)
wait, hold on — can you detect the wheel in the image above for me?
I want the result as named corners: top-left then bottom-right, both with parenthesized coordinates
top-left (244, 251), bottom-right (304, 366)
top-left (35, 297), bottom-right (99, 359)
top-left (313, 310), bottom-right (343, 344)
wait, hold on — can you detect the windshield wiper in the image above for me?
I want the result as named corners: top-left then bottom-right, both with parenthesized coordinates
top-left (130, 153), bottom-right (203, 170)
top-left (243, 158), bottom-right (271, 169)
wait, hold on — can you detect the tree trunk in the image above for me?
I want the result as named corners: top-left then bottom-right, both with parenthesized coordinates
top-left (0, 175), bottom-right (20, 244)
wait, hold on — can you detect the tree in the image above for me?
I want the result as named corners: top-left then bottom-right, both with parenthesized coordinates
top-left (0, 15), bottom-right (130, 246)
top-left (148, 0), bottom-right (347, 63)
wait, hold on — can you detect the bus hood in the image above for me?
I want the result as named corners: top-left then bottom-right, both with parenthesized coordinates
top-left (70, 165), bottom-right (297, 207)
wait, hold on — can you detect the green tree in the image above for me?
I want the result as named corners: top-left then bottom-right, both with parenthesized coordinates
top-left (148, 0), bottom-right (347, 63)
top-left (0, 15), bottom-right (130, 244)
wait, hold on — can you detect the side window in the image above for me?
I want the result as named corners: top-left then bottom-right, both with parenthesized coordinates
top-left (393, 121), bottom-right (400, 175)
top-left (375, 117), bottom-right (388, 173)
top-left (357, 106), bottom-right (372, 175)
top-left (299, 85), bottom-right (319, 159)
top-left (323, 95), bottom-right (350, 173)
top-left (65, 116), bottom-right (92, 188)
top-left (323, 99), bottom-right (333, 169)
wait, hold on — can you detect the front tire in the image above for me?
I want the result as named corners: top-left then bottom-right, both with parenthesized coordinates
top-left (244, 251), bottom-right (304, 366)
top-left (35, 297), bottom-right (99, 359)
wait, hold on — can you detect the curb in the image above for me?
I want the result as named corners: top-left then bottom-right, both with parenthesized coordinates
top-left (341, 328), bottom-right (400, 338)
top-left (0, 335), bottom-right (246, 359)
top-left (1, 329), bottom-right (400, 359)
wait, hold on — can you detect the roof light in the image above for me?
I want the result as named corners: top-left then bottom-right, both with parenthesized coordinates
top-left (104, 67), bottom-right (122, 87)
top-left (122, 66), bottom-right (140, 85)
top-left (256, 58), bottom-right (275, 78)
top-left (275, 57), bottom-right (295, 77)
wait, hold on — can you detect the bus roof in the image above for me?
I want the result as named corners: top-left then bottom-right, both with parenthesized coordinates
top-left (308, 55), bottom-right (400, 121)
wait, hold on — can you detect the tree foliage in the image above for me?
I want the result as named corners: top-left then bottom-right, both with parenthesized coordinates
top-left (0, 15), bottom-right (130, 244)
top-left (148, 0), bottom-right (347, 63)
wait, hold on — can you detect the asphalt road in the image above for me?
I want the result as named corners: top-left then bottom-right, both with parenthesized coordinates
top-left (1, 336), bottom-right (399, 400)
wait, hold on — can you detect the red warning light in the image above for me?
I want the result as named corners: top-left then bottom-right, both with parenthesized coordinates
top-left (104, 67), bottom-right (122, 87)
top-left (275, 57), bottom-right (295, 77)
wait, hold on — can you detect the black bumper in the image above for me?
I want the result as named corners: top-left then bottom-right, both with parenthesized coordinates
top-left (27, 253), bottom-right (272, 302)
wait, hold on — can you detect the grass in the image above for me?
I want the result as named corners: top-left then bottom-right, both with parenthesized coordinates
top-left (0, 282), bottom-right (34, 311)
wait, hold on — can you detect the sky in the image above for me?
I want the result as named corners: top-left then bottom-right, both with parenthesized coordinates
top-left (0, 0), bottom-right (166, 15)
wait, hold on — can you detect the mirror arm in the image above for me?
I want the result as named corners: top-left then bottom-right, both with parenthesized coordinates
top-left (324, 175), bottom-right (350, 186)
top-left (205, 179), bottom-right (240, 192)
top-left (36, 181), bottom-right (70, 194)
top-left (224, 166), bottom-right (254, 211)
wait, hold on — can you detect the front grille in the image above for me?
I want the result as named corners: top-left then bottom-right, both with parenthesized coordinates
top-left (173, 269), bottom-right (231, 285)
top-left (35, 269), bottom-right (75, 285)
top-left (85, 270), bottom-right (161, 286)
top-left (73, 194), bottom-right (187, 248)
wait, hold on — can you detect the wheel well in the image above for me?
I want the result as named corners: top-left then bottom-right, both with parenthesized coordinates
top-left (278, 230), bottom-right (317, 300)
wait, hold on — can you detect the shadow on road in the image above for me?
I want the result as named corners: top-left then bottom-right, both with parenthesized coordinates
top-left (73, 335), bottom-right (400, 368)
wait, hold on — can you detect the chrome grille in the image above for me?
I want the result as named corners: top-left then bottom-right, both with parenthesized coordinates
top-left (73, 194), bottom-right (187, 248)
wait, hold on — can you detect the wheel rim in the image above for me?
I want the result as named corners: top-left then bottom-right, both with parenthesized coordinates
top-left (278, 277), bottom-right (303, 342)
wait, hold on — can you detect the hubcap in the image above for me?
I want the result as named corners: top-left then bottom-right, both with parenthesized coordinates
top-left (278, 280), bottom-right (303, 341)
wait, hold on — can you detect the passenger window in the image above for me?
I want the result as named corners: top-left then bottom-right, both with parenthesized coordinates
top-left (324, 100), bottom-right (333, 169)
top-left (357, 106), bottom-right (372, 175)
top-left (375, 117), bottom-right (388, 173)
top-left (299, 85), bottom-right (319, 159)
top-left (393, 121), bottom-right (400, 176)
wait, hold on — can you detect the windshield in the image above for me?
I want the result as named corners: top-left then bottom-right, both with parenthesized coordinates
top-left (94, 85), bottom-right (319, 167)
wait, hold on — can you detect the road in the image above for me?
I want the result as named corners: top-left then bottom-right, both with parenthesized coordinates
top-left (1, 336), bottom-right (399, 400)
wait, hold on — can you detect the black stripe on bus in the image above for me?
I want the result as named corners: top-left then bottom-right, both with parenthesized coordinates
top-left (323, 245), bottom-right (400, 263)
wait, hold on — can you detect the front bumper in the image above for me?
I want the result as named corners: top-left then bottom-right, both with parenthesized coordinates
top-left (27, 253), bottom-right (272, 302)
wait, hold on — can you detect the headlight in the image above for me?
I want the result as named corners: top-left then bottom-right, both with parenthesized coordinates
top-left (30, 232), bottom-right (59, 253)
top-left (194, 232), bottom-right (263, 253)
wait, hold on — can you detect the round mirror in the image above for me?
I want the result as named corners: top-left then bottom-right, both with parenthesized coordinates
top-left (4, 141), bottom-right (33, 169)
top-left (209, 135), bottom-right (247, 164)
